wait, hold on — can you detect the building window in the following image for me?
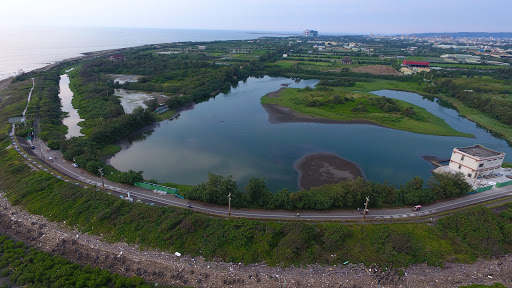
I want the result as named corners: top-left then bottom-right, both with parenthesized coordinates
top-left (479, 163), bottom-right (484, 168)
top-left (461, 155), bottom-right (465, 161)
top-left (468, 173), bottom-right (472, 177)
top-left (458, 164), bottom-right (462, 170)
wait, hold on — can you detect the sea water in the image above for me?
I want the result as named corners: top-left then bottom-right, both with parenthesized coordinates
top-left (0, 26), bottom-right (282, 80)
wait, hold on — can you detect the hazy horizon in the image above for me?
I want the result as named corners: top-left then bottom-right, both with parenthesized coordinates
top-left (3, 0), bottom-right (511, 35)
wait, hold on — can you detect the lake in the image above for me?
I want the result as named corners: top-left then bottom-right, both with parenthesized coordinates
top-left (58, 72), bottom-right (84, 139)
top-left (109, 76), bottom-right (512, 191)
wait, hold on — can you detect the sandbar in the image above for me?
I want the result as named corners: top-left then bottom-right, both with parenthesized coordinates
top-left (295, 153), bottom-right (364, 190)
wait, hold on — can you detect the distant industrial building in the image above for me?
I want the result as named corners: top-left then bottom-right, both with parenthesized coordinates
top-left (448, 144), bottom-right (505, 179)
top-left (402, 60), bottom-right (430, 68)
top-left (303, 29), bottom-right (318, 37)
top-left (440, 54), bottom-right (481, 64)
top-left (341, 56), bottom-right (353, 65)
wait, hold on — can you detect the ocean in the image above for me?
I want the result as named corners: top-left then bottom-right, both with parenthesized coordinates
top-left (0, 26), bottom-right (286, 81)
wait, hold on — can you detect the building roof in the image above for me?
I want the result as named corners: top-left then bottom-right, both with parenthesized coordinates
top-left (456, 144), bottom-right (504, 158)
top-left (342, 56), bottom-right (352, 60)
top-left (110, 54), bottom-right (125, 59)
top-left (403, 60), bottom-right (430, 66)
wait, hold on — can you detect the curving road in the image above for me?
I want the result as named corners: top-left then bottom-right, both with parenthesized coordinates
top-left (10, 78), bottom-right (512, 222)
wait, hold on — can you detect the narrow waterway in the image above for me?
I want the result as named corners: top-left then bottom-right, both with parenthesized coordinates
top-left (58, 72), bottom-right (84, 139)
top-left (109, 76), bottom-right (512, 191)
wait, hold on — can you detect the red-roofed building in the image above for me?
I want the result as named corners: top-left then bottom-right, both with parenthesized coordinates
top-left (109, 54), bottom-right (125, 62)
top-left (403, 60), bottom-right (429, 68)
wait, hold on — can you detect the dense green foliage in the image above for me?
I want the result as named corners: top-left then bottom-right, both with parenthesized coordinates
top-left (76, 50), bottom-right (267, 109)
top-left (0, 147), bottom-right (510, 268)
top-left (425, 79), bottom-right (512, 128)
top-left (185, 172), bottom-right (471, 210)
top-left (0, 235), bottom-right (172, 288)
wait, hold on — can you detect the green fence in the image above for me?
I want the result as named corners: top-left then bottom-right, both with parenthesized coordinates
top-left (496, 180), bottom-right (512, 188)
top-left (469, 185), bottom-right (493, 194)
top-left (134, 182), bottom-right (179, 195)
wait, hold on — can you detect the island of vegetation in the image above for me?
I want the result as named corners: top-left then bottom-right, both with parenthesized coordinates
top-left (261, 83), bottom-right (472, 137)
top-left (1, 33), bottom-right (512, 287)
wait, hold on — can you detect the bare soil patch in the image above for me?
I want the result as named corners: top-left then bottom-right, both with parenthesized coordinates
top-left (295, 153), bottom-right (364, 190)
top-left (0, 77), bottom-right (12, 90)
top-left (351, 65), bottom-right (402, 76)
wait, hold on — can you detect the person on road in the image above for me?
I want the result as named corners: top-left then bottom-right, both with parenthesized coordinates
top-left (296, 212), bottom-right (300, 217)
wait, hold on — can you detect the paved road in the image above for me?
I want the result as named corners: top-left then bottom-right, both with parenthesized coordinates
top-left (12, 135), bottom-right (512, 222)
top-left (10, 79), bottom-right (512, 222)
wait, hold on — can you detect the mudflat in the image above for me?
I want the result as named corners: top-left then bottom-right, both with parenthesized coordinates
top-left (262, 103), bottom-right (380, 125)
top-left (295, 153), bottom-right (364, 190)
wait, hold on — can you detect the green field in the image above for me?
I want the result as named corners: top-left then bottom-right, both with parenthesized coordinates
top-left (261, 87), bottom-right (472, 137)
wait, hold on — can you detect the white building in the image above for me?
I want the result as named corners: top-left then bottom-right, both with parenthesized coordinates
top-left (449, 144), bottom-right (505, 179)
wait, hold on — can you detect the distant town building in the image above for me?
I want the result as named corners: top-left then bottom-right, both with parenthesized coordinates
top-left (197, 45), bottom-right (206, 50)
top-left (402, 60), bottom-right (429, 68)
top-left (109, 54), bottom-right (125, 62)
top-left (303, 29), bottom-right (318, 37)
top-left (448, 144), bottom-right (505, 179)
top-left (341, 56), bottom-right (353, 65)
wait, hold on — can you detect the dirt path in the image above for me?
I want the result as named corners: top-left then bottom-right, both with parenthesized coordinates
top-left (1, 193), bottom-right (512, 288)
top-left (351, 65), bottom-right (402, 76)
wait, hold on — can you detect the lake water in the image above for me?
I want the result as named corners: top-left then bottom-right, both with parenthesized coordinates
top-left (58, 73), bottom-right (84, 139)
top-left (109, 76), bottom-right (512, 191)
top-left (0, 27), bottom-right (285, 81)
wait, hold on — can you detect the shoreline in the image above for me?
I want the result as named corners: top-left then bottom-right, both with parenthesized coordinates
top-left (106, 102), bottom-right (196, 165)
top-left (262, 102), bottom-right (384, 126)
top-left (294, 153), bottom-right (365, 190)
top-left (0, 77), bottom-right (13, 90)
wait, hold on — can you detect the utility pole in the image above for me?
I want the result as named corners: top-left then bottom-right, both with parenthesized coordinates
top-left (228, 192), bottom-right (232, 217)
top-left (362, 196), bottom-right (370, 220)
top-left (98, 168), bottom-right (105, 188)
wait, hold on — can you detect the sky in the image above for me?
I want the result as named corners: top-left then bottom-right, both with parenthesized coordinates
top-left (2, 0), bottom-right (511, 34)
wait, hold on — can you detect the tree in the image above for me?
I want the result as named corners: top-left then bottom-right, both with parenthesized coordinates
top-left (428, 172), bottom-right (471, 200)
top-left (245, 177), bottom-right (270, 207)
top-left (118, 170), bottom-right (144, 185)
top-left (189, 173), bottom-right (239, 206)
top-left (267, 189), bottom-right (294, 210)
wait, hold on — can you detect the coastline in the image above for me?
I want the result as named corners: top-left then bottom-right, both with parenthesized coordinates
top-left (262, 102), bottom-right (384, 126)
top-left (294, 152), bottom-right (365, 190)
top-left (0, 77), bottom-right (13, 90)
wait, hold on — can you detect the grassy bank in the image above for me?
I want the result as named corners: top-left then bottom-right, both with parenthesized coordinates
top-left (0, 235), bottom-right (173, 288)
top-left (261, 87), bottom-right (472, 137)
top-left (314, 79), bottom-right (512, 143)
top-left (0, 79), bottom-right (34, 139)
top-left (1, 146), bottom-right (511, 268)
